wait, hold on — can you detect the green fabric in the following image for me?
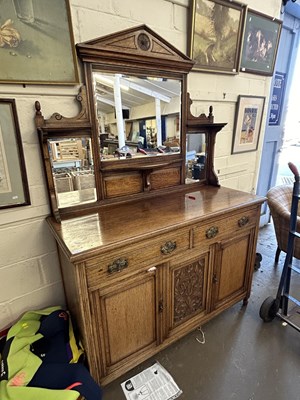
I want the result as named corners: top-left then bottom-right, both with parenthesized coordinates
top-left (0, 306), bottom-right (80, 400)
top-left (1, 385), bottom-right (80, 400)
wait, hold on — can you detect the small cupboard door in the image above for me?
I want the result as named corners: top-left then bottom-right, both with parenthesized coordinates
top-left (92, 268), bottom-right (162, 378)
top-left (211, 229), bottom-right (255, 311)
top-left (167, 253), bottom-right (210, 337)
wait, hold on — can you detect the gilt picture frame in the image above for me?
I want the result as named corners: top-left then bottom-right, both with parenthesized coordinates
top-left (240, 9), bottom-right (282, 76)
top-left (232, 95), bottom-right (265, 154)
top-left (0, 99), bottom-right (31, 209)
top-left (0, 0), bottom-right (78, 85)
top-left (188, 0), bottom-right (246, 74)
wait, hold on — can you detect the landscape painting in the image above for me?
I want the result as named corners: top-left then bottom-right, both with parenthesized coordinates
top-left (189, 0), bottom-right (246, 74)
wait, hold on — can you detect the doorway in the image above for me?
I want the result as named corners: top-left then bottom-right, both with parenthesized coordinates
top-left (257, 4), bottom-right (300, 226)
top-left (276, 46), bottom-right (300, 185)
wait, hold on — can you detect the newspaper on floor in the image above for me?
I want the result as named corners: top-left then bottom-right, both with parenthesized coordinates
top-left (121, 362), bottom-right (182, 400)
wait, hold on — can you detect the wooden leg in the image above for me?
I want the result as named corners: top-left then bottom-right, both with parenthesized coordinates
top-left (243, 297), bottom-right (249, 306)
top-left (254, 253), bottom-right (262, 270)
top-left (275, 247), bottom-right (281, 264)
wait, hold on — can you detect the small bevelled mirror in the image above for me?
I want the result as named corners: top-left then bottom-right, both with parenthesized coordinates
top-left (186, 133), bottom-right (206, 183)
top-left (47, 136), bottom-right (96, 208)
top-left (34, 87), bottom-right (101, 221)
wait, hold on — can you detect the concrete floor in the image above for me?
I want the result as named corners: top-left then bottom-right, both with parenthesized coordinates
top-left (102, 222), bottom-right (300, 400)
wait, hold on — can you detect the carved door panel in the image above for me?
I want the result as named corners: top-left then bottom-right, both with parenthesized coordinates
top-left (167, 254), bottom-right (210, 337)
top-left (92, 269), bottom-right (162, 378)
top-left (211, 230), bottom-right (255, 311)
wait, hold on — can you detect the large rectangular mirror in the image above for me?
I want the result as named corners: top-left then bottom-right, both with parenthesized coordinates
top-left (93, 72), bottom-right (182, 160)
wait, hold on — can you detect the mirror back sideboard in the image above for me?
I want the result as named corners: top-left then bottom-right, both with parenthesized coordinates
top-left (35, 25), bottom-right (264, 386)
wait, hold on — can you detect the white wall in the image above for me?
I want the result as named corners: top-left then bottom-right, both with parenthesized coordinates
top-left (0, 0), bottom-right (282, 329)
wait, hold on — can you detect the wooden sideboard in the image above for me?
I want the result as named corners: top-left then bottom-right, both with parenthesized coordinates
top-left (47, 185), bottom-right (263, 385)
top-left (35, 25), bottom-right (265, 387)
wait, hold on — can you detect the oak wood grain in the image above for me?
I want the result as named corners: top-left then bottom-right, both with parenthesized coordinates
top-left (47, 186), bottom-right (263, 262)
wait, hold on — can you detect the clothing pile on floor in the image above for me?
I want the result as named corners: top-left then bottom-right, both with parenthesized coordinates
top-left (0, 306), bottom-right (102, 400)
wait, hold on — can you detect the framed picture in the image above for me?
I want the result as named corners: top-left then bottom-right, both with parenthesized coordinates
top-left (188, 0), bottom-right (246, 74)
top-left (0, 0), bottom-right (78, 85)
top-left (240, 9), bottom-right (282, 76)
top-left (0, 99), bottom-right (31, 209)
top-left (232, 95), bottom-right (266, 154)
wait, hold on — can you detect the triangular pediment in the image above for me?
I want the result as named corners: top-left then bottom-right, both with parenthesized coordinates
top-left (77, 25), bottom-right (194, 71)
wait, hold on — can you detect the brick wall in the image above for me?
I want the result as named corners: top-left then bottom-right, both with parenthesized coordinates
top-left (0, 0), bottom-right (282, 328)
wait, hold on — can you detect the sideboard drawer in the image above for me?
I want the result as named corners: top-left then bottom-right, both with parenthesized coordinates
top-left (86, 227), bottom-right (191, 289)
top-left (193, 207), bottom-right (259, 248)
top-left (150, 227), bottom-right (191, 259)
top-left (86, 246), bottom-right (147, 289)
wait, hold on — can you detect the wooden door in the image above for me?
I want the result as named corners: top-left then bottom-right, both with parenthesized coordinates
top-left (257, 21), bottom-right (300, 226)
top-left (93, 268), bottom-right (162, 379)
top-left (167, 253), bottom-right (209, 338)
top-left (211, 230), bottom-right (255, 311)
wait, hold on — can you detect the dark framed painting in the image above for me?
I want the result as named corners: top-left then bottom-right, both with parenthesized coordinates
top-left (188, 0), bottom-right (246, 74)
top-left (232, 95), bottom-right (266, 154)
top-left (0, 0), bottom-right (78, 85)
top-left (0, 99), bottom-right (31, 209)
top-left (240, 9), bottom-right (282, 76)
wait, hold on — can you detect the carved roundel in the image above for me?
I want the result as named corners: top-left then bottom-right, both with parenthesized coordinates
top-left (137, 33), bottom-right (151, 51)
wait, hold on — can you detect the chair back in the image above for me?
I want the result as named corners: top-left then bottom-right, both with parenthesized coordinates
top-left (267, 184), bottom-right (300, 259)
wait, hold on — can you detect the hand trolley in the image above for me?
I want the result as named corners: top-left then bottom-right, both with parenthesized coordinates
top-left (260, 162), bottom-right (300, 331)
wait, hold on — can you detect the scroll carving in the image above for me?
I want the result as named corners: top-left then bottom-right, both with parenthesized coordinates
top-left (35, 86), bottom-right (90, 129)
top-left (173, 259), bottom-right (205, 323)
top-left (186, 92), bottom-right (214, 123)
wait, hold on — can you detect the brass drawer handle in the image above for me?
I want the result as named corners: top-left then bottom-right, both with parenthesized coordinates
top-left (160, 241), bottom-right (177, 255)
top-left (238, 216), bottom-right (249, 227)
top-left (108, 258), bottom-right (128, 274)
top-left (206, 226), bottom-right (219, 239)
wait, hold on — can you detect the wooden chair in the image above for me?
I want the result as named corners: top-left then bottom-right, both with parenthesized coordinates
top-left (267, 184), bottom-right (300, 263)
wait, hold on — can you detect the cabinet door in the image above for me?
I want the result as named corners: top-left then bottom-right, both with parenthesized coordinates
top-left (92, 268), bottom-right (162, 380)
top-left (167, 253), bottom-right (209, 337)
top-left (211, 230), bottom-right (255, 311)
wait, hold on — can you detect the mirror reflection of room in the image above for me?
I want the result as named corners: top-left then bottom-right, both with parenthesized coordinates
top-left (186, 133), bottom-right (206, 183)
top-left (48, 137), bottom-right (96, 208)
top-left (93, 72), bottom-right (182, 159)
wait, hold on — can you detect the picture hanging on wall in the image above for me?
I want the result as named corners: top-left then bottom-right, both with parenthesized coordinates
top-left (188, 0), bottom-right (246, 74)
top-left (0, 99), bottom-right (31, 209)
top-left (240, 9), bottom-right (282, 76)
top-left (232, 95), bottom-right (266, 154)
top-left (0, 0), bottom-right (78, 85)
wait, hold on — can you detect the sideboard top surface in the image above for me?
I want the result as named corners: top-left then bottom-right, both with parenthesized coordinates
top-left (47, 186), bottom-right (264, 261)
